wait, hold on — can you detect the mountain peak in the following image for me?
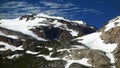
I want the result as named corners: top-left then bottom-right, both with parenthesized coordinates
top-left (2, 13), bottom-right (120, 68)
top-left (0, 13), bottom-right (96, 41)
top-left (99, 16), bottom-right (120, 44)
top-left (104, 16), bottom-right (120, 31)
top-left (19, 13), bottom-right (68, 22)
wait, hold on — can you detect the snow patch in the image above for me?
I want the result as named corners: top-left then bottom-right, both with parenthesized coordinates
top-left (45, 47), bottom-right (53, 51)
top-left (26, 50), bottom-right (39, 55)
top-left (106, 52), bottom-right (115, 63)
top-left (0, 18), bottom-right (46, 41)
top-left (69, 29), bottom-right (79, 36)
top-left (105, 16), bottom-right (120, 31)
top-left (74, 32), bottom-right (117, 65)
top-left (37, 54), bottom-right (60, 60)
top-left (64, 58), bottom-right (92, 68)
top-left (57, 49), bottom-right (70, 52)
top-left (0, 31), bottom-right (18, 39)
top-left (71, 45), bottom-right (86, 49)
top-left (72, 20), bottom-right (86, 25)
top-left (52, 20), bottom-right (64, 27)
top-left (7, 54), bottom-right (22, 59)
top-left (75, 32), bottom-right (117, 52)
top-left (0, 42), bottom-right (24, 51)
top-left (36, 13), bottom-right (69, 21)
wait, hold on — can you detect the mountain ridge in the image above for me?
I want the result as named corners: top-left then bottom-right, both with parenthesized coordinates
top-left (0, 14), bottom-right (120, 68)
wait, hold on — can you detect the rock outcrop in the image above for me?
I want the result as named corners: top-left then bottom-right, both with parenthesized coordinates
top-left (100, 16), bottom-right (120, 68)
top-left (0, 14), bottom-right (120, 68)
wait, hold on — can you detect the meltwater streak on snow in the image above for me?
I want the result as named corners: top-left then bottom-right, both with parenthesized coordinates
top-left (105, 16), bottom-right (120, 31)
top-left (0, 18), bottom-right (46, 41)
top-left (0, 42), bottom-right (24, 51)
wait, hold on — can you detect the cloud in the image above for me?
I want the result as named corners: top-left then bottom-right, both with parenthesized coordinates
top-left (0, 1), bottom-right (104, 19)
top-left (40, 1), bottom-right (74, 8)
top-left (0, 1), bottom-right (42, 19)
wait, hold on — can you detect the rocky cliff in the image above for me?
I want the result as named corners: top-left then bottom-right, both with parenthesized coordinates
top-left (0, 14), bottom-right (120, 68)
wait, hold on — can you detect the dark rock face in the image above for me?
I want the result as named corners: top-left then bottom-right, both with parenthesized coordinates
top-left (1, 54), bottom-right (66, 68)
top-left (19, 14), bottom-right (36, 21)
top-left (30, 26), bottom-right (71, 40)
top-left (28, 16), bottom-right (97, 41)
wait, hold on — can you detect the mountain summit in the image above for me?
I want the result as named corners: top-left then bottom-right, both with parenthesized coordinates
top-left (0, 14), bottom-right (120, 68)
top-left (0, 13), bottom-right (96, 41)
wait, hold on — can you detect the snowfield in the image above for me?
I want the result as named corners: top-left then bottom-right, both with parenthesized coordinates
top-left (74, 32), bottom-right (117, 64)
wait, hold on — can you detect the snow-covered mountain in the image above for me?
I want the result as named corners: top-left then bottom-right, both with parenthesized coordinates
top-left (0, 13), bottom-right (96, 41)
top-left (0, 14), bottom-right (120, 68)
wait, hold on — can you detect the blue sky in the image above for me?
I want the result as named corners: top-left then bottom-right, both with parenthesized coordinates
top-left (0, 0), bottom-right (120, 28)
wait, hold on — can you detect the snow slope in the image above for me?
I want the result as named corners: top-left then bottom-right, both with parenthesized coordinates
top-left (75, 32), bottom-right (117, 52)
top-left (0, 13), bottom-right (87, 40)
top-left (105, 16), bottom-right (120, 31)
top-left (74, 32), bottom-right (117, 64)
top-left (0, 18), bottom-right (46, 41)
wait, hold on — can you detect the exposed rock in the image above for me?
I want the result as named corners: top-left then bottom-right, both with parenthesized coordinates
top-left (1, 14), bottom-right (120, 68)
top-left (29, 17), bottom-right (97, 41)
top-left (51, 48), bottom-right (111, 67)
top-left (101, 26), bottom-right (120, 44)
top-left (1, 54), bottom-right (67, 68)
top-left (114, 43), bottom-right (120, 68)
top-left (69, 63), bottom-right (89, 68)
top-left (19, 14), bottom-right (36, 21)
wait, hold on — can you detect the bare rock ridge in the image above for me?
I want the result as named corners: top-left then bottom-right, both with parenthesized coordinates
top-left (100, 16), bottom-right (120, 68)
top-left (0, 13), bottom-right (120, 68)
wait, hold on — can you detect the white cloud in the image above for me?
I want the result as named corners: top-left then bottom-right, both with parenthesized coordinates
top-left (40, 1), bottom-right (74, 8)
top-left (0, 1), bottom-right (42, 19)
top-left (0, 1), bottom-right (104, 19)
